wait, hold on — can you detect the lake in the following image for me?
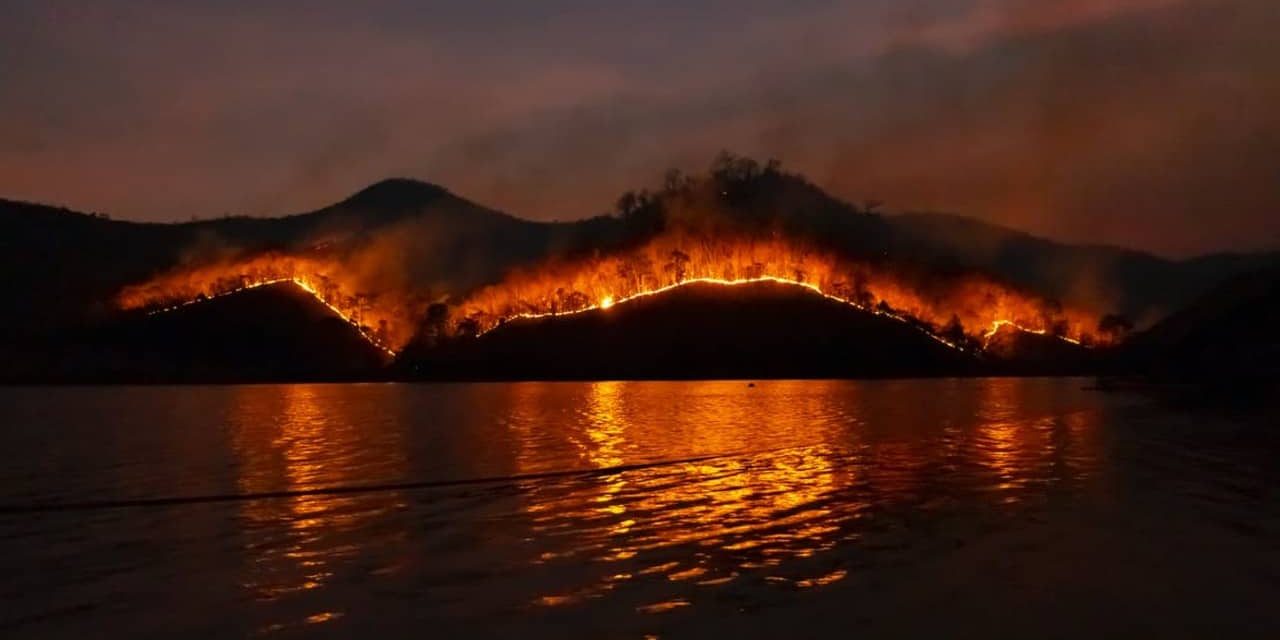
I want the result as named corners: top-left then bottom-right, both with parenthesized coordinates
top-left (1, 379), bottom-right (1276, 638)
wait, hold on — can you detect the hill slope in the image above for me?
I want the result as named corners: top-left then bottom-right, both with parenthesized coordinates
top-left (1124, 262), bottom-right (1280, 379)
top-left (2, 168), bottom-right (1273, 382)
top-left (401, 281), bottom-right (975, 380)
top-left (889, 212), bottom-right (1275, 326)
top-left (5, 175), bottom-right (1269, 337)
top-left (1, 282), bottom-right (389, 383)
top-left (0, 179), bottom-right (551, 335)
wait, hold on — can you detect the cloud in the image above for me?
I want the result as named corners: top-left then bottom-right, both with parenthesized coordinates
top-left (414, 0), bottom-right (1280, 256)
top-left (0, 0), bottom-right (1275, 255)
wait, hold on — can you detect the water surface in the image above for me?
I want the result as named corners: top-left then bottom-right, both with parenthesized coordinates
top-left (1, 379), bottom-right (1276, 638)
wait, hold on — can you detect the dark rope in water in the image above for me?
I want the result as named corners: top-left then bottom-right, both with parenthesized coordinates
top-left (0, 452), bottom-right (739, 515)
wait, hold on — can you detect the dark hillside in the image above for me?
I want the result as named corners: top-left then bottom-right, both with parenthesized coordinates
top-left (1, 163), bottom-right (1271, 383)
top-left (1, 282), bottom-right (388, 383)
top-left (0, 180), bottom-right (551, 336)
top-left (1123, 262), bottom-right (1280, 380)
top-left (888, 212), bottom-right (1275, 325)
top-left (402, 281), bottom-right (975, 380)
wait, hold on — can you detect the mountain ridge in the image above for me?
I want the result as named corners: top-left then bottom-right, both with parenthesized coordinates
top-left (2, 167), bottom-right (1275, 383)
top-left (3, 176), bottom-right (1273, 334)
top-left (888, 210), bottom-right (1277, 323)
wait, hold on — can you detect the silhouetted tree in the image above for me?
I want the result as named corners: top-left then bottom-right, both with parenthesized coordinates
top-left (615, 191), bottom-right (640, 218)
top-left (456, 317), bottom-right (481, 339)
top-left (616, 261), bottom-right (637, 289)
top-left (710, 151), bottom-right (762, 185)
top-left (631, 254), bottom-right (655, 288)
top-left (425, 303), bottom-right (450, 343)
top-left (354, 294), bottom-right (374, 325)
top-left (1039, 300), bottom-right (1065, 335)
top-left (316, 275), bottom-right (337, 303)
top-left (665, 249), bottom-right (691, 282)
top-left (662, 168), bottom-right (693, 194)
top-left (942, 315), bottom-right (966, 345)
top-left (563, 290), bottom-right (590, 310)
top-left (852, 273), bottom-right (875, 308)
top-left (1098, 313), bottom-right (1134, 341)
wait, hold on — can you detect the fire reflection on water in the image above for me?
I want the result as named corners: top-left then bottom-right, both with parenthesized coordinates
top-left (217, 379), bottom-right (1104, 628)
top-left (514, 382), bottom-right (856, 607)
top-left (502, 379), bottom-right (1102, 613)
top-left (6, 380), bottom-right (1274, 637)
top-left (229, 384), bottom-right (407, 631)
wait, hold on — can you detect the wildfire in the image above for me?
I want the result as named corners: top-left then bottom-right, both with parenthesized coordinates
top-left (452, 233), bottom-right (1108, 351)
top-left (981, 319), bottom-right (1084, 349)
top-left (116, 233), bottom-right (1109, 359)
top-left (116, 253), bottom-right (411, 355)
top-left (479, 275), bottom-right (967, 350)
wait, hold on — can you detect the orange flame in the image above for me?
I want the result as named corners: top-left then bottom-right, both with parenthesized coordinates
top-left (116, 232), bottom-right (1109, 357)
top-left (116, 252), bottom-right (411, 354)
top-left (453, 233), bottom-right (1106, 349)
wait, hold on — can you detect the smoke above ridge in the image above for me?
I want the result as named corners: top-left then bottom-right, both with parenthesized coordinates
top-left (2, 0), bottom-right (1277, 256)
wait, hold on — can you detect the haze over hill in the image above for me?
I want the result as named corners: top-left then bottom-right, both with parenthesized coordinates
top-left (0, 156), bottom-right (1275, 381)
top-left (3, 169), bottom-right (1270, 328)
top-left (7, 0), bottom-right (1279, 256)
top-left (1123, 263), bottom-right (1280, 380)
top-left (886, 212), bottom-right (1272, 328)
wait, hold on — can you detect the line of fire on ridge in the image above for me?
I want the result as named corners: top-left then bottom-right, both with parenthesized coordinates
top-left (479, 275), bottom-right (1085, 352)
top-left (140, 274), bottom-right (1084, 358)
top-left (980, 319), bottom-right (1083, 348)
top-left (143, 278), bottom-right (397, 356)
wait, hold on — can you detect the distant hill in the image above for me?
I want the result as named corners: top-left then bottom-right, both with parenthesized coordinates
top-left (0, 179), bottom-right (551, 335)
top-left (2, 163), bottom-right (1273, 382)
top-left (1123, 261), bottom-right (1280, 380)
top-left (3, 175), bottom-right (1265, 338)
top-left (888, 212), bottom-right (1276, 327)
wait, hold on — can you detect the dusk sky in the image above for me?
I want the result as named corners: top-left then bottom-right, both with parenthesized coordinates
top-left (2, 0), bottom-right (1277, 256)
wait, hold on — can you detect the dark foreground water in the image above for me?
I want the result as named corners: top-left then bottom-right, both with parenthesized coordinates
top-left (0, 379), bottom-right (1276, 638)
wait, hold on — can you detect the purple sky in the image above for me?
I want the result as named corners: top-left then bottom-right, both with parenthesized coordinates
top-left (2, 0), bottom-right (1277, 256)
